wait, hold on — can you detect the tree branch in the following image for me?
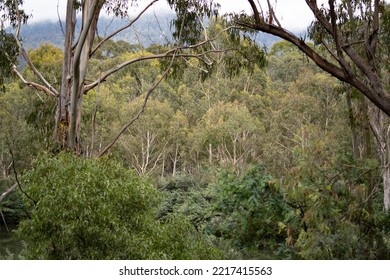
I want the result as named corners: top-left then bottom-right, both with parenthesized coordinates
top-left (247, 0), bottom-right (262, 24)
top-left (12, 66), bottom-right (58, 97)
top-left (0, 183), bottom-right (17, 204)
top-left (240, 0), bottom-right (390, 115)
top-left (13, 1), bottom-right (59, 97)
top-left (91, 0), bottom-right (159, 56)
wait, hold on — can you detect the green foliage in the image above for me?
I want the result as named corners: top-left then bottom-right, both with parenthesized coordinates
top-left (167, 0), bottom-right (216, 45)
top-left (18, 43), bottom-right (64, 90)
top-left (191, 101), bottom-right (263, 171)
top-left (0, 0), bottom-right (29, 27)
top-left (221, 31), bottom-right (266, 79)
top-left (282, 147), bottom-right (390, 260)
top-left (103, 0), bottom-right (135, 18)
top-left (17, 153), bottom-right (224, 259)
top-left (158, 173), bottom-right (210, 227)
top-left (0, 30), bottom-right (18, 89)
top-left (205, 165), bottom-right (289, 256)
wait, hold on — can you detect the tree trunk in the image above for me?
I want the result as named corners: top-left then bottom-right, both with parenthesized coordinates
top-left (69, 0), bottom-right (102, 152)
top-left (55, 0), bottom-right (103, 152)
top-left (368, 103), bottom-right (390, 211)
top-left (346, 91), bottom-right (360, 159)
top-left (383, 165), bottom-right (390, 211)
top-left (55, 0), bottom-right (75, 149)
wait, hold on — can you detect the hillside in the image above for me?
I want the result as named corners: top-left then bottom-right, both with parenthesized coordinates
top-left (18, 13), bottom-right (175, 49)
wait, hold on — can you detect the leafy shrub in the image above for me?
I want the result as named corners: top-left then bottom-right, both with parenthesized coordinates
top-left (16, 153), bottom-right (223, 259)
top-left (205, 165), bottom-right (290, 256)
top-left (284, 153), bottom-right (390, 259)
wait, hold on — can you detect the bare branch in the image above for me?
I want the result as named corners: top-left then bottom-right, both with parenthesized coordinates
top-left (8, 143), bottom-right (36, 204)
top-left (91, 0), bottom-right (159, 56)
top-left (236, 18), bottom-right (390, 114)
top-left (239, 0), bottom-right (390, 115)
top-left (13, 1), bottom-right (59, 97)
top-left (0, 183), bottom-right (17, 204)
top-left (84, 49), bottom-right (224, 92)
top-left (12, 66), bottom-right (58, 97)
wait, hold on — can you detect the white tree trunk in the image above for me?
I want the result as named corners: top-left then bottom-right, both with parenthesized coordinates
top-left (383, 166), bottom-right (390, 211)
top-left (368, 102), bottom-right (390, 211)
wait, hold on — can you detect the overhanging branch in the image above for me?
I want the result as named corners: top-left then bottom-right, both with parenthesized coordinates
top-left (236, 18), bottom-right (390, 115)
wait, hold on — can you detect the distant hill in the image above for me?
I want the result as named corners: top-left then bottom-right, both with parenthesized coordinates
top-left (14, 13), bottom-right (283, 51)
top-left (18, 13), bottom-right (175, 50)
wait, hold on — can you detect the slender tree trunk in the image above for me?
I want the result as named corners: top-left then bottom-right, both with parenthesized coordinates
top-left (346, 91), bottom-right (360, 159)
top-left (172, 143), bottom-right (179, 177)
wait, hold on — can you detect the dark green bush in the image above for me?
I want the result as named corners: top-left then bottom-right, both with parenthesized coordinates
top-left (205, 165), bottom-right (290, 256)
top-left (17, 153), bottom-right (223, 259)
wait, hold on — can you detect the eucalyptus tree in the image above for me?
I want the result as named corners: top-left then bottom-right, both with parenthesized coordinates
top-left (0, 0), bottom-right (231, 154)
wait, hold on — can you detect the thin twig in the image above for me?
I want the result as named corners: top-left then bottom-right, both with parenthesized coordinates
top-left (8, 143), bottom-right (36, 204)
top-left (12, 2), bottom-right (59, 97)
top-left (57, 0), bottom-right (65, 36)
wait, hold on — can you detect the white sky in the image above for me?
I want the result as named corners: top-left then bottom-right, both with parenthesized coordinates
top-left (21, 0), bottom-right (327, 31)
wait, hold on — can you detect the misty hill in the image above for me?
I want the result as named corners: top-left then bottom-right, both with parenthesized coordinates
top-left (18, 13), bottom-right (175, 50)
top-left (16, 13), bottom-right (282, 50)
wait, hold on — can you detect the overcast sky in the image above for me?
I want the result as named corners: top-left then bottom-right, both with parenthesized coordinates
top-left (21, 0), bottom-right (328, 31)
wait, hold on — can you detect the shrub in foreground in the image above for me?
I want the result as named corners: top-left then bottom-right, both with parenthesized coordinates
top-left (17, 153), bottom-right (223, 259)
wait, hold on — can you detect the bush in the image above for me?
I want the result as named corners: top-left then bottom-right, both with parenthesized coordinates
top-left (17, 153), bottom-right (223, 259)
top-left (205, 165), bottom-right (290, 256)
top-left (284, 153), bottom-right (390, 259)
